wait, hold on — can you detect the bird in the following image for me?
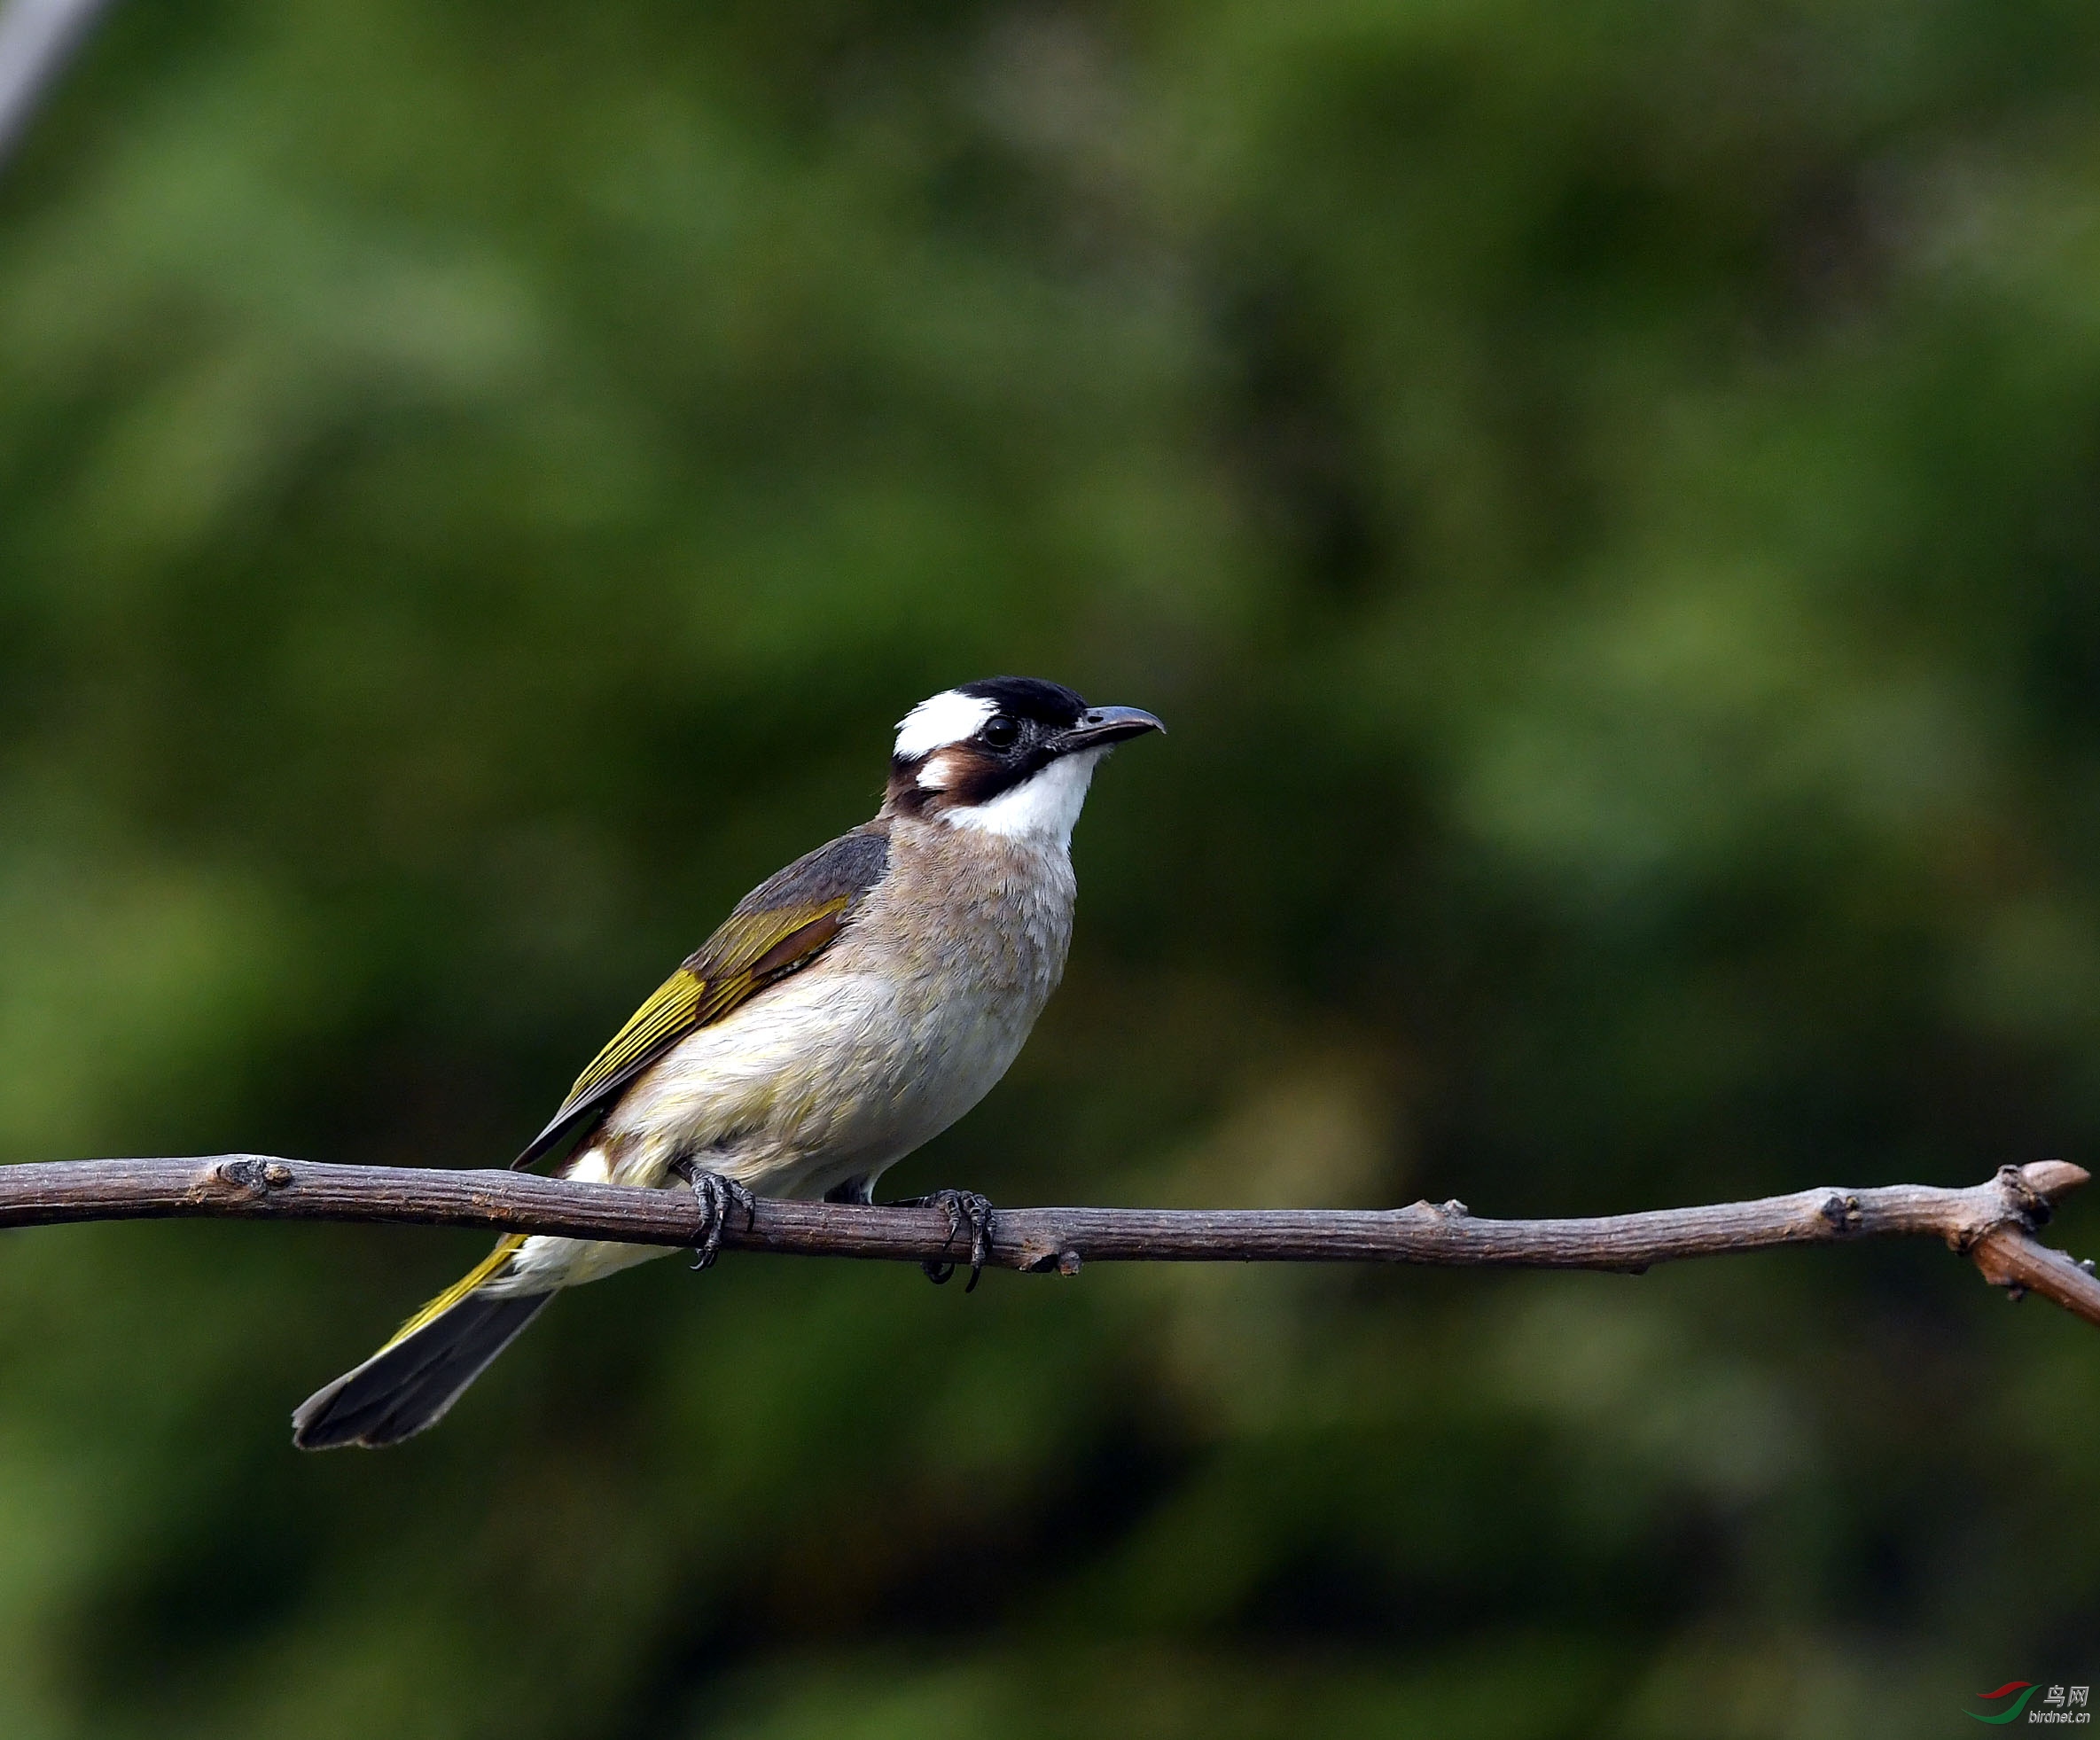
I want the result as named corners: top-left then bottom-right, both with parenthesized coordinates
top-left (292, 676), bottom-right (1163, 1449)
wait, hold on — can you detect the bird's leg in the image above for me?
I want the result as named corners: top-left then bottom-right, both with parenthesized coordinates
top-left (669, 1159), bottom-right (758, 1270)
top-left (890, 1189), bottom-right (996, 1291)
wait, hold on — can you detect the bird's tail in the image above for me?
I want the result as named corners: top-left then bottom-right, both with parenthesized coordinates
top-left (293, 1237), bottom-right (552, 1450)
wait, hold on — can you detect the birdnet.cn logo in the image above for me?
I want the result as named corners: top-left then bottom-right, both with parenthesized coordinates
top-left (1965, 1683), bottom-right (2091, 1725)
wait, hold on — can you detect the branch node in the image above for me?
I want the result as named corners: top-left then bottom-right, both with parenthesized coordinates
top-left (1818, 1192), bottom-right (1864, 1235)
top-left (1017, 1237), bottom-right (1064, 1274)
top-left (208, 1157), bottom-right (293, 1199)
top-left (1995, 1162), bottom-right (2052, 1229)
top-left (1436, 1198), bottom-right (1471, 1219)
top-left (1951, 1165), bottom-right (2059, 1256)
top-left (1057, 1249), bottom-right (1082, 1277)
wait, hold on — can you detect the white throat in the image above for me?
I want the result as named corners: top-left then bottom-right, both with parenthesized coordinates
top-left (943, 749), bottom-right (1105, 848)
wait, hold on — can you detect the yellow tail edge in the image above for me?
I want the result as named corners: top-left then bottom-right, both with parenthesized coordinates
top-left (381, 1234), bottom-right (529, 1351)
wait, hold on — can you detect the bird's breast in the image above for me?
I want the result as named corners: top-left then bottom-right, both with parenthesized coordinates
top-left (603, 824), bottom-right (1078, 1195)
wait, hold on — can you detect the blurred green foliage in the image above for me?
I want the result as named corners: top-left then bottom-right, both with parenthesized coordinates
top-left (3, 0), bottom-right (2099, 1733)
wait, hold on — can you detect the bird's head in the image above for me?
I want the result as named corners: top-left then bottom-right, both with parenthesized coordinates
top-left (886, 676), bottom-right (1163, 845)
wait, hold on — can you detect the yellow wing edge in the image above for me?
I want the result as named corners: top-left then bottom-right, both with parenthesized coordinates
top-left (558, 893), bottom-right (854, 1113)
top-left (563, 968), bottom-right (707, 1107)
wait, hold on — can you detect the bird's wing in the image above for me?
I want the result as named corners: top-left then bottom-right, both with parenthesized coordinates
top-left (511, 823), bottom-right (892, 1169)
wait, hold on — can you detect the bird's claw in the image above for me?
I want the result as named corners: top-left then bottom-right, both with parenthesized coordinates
top-left (895, 1189), bottom-right (996, 1291)
top-left (669, 1160), bottom-right (757, 1270)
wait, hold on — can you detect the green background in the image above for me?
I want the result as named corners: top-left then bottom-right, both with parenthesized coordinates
top-left (2, 1), bottom-right (2096, 1734)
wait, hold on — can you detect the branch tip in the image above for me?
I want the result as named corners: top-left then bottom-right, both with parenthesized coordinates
top-left (2019, 1159), bottom-right (2090, 1200)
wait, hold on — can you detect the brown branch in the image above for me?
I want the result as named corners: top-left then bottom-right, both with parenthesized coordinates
top-left (1, 1153), bottom-right (2096, 1328)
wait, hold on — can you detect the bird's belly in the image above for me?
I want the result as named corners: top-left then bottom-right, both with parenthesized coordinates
top-left (599, 965), bottom-right (1035, 1198)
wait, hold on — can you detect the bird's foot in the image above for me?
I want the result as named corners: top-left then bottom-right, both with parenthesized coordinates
top-left (669, 1159), bottom-right (757, 1270)
top-left (893, 1189), bottom-right (996, 1291)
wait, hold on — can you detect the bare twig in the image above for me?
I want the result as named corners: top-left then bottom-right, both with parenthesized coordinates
top-left (1, 1153), bottom-right (2095, 1328)
top-left (0, 0), bottom-right (110, 170)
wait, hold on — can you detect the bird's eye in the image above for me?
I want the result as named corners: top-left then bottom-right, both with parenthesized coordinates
top-left (981, 714), bottom-right (1019, 750)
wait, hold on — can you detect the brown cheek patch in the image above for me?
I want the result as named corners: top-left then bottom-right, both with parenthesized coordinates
top-left (918, 749), bottom-right (968, 792)
top-left (918, 746), bottom-right (1018, 808)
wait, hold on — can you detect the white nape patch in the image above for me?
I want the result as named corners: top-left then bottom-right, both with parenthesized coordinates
top-left (894, 690), bottom-right (996, 761)
top-left (945, 747), bottom-right (1105, 848)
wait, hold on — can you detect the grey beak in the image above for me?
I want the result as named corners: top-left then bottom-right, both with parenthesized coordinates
top-left (1062, 704), bottom-right (1166, 751)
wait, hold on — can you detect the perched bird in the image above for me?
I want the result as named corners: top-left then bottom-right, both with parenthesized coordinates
top-left (293, 676), bottom-right (1163, 1449)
